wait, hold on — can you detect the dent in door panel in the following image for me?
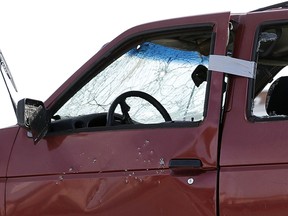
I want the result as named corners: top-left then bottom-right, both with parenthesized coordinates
top-left (7, 171), bottom-right (217, 215)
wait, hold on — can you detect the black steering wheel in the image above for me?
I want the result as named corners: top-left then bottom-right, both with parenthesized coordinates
top-left (106, 91), bottom-right (172, 126)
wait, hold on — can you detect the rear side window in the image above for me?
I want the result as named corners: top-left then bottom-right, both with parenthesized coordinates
top-left (251, 23), bottom-right (288, 119)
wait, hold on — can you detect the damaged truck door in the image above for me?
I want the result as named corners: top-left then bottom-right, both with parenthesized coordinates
top-left (6, 13), bottom-right (230, 215)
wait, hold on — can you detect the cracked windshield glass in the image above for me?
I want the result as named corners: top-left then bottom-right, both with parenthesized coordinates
top-left (56, 30), bottom-right (212, 124)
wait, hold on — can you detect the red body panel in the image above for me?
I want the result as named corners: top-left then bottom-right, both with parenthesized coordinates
top-left (9, 127), bottom-right (218, 176)
top-left (0, 127), bottom-right (18, 177)
top-left (0, 127), bottom-right (19, 216)
top-left (220, 165), bottom-right (288, 216)
top-left (6, 171), bottom-right (217, 215)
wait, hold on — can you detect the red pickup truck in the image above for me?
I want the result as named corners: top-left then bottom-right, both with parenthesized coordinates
top-left (1, 2), bottom-right (288, 215)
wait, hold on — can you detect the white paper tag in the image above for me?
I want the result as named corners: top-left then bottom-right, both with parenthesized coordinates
top-left (208, 55), bottom-right (256, 78)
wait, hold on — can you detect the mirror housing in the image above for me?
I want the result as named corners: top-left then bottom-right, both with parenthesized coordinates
top-left (17, 98), bottom-right (50, 143)
top-left (192, 65), bottom-right (207, 87)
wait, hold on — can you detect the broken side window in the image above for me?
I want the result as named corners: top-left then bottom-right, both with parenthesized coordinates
top-left (54, 28), bottom-right (213, 128)
top-left (252, 23), bottom-right (288, 118)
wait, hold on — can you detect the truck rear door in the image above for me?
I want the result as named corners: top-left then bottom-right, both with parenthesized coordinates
top-left (220, 7), bottom-right (288, 216)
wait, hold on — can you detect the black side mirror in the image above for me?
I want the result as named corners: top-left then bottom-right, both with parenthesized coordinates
top-left (192, 65), bottom-right (207, 87)
top-left (17, 98), bottom-right (50, 143)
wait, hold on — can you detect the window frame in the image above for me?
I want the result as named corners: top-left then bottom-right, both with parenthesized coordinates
top-left (46, 24), bottom-right (219, 134)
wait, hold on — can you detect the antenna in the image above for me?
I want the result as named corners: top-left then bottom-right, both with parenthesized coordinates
top-left (0, 50), bottom-right (18, 114)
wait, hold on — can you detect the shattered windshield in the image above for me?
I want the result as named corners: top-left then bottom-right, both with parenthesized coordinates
top-left (56, 39), bottom-right (209, 124)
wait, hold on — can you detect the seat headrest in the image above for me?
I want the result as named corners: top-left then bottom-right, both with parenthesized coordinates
top-left (265, 76), bottom-right (288, 116)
